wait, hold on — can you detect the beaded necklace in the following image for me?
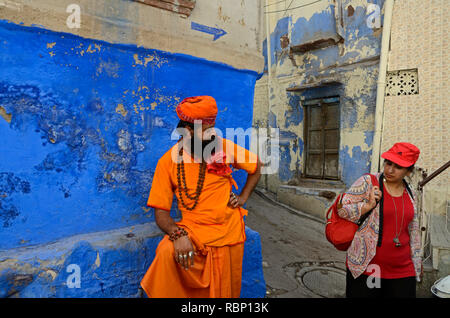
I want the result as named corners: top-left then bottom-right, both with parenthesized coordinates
top-left (176, 147), bottom-right (206, 211)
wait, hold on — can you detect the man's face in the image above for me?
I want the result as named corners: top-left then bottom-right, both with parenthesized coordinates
top-left (186, 122), bottom-right (218, 160)
top-left (190, 123), bottom-right (215, 140)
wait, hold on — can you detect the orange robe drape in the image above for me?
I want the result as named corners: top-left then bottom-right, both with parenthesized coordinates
top-left (140, 137), bottom-right (258, 298)
top-left (140, 229), bottom-right (244, 298)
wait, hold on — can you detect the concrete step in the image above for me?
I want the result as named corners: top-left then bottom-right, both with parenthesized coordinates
top-left (276, 182), bottom-right (346, 220)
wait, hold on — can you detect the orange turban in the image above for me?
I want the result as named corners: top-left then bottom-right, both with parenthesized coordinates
top-left (176, 96), bottom-right (218, 125)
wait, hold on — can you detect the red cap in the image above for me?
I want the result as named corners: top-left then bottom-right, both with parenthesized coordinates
top-left (381, 142), bottom-right (420, 168)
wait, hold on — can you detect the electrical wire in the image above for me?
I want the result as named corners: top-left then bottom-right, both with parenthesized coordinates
top-left (264, 0), bottom-right (287, 7)
top-left (264, 0), bottom-right (324, 14)
top-left (282, 0), bottom-right (295, 17)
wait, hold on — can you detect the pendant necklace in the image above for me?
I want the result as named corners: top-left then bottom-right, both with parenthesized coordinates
top-left (384, 180), bottom-right (404, 247)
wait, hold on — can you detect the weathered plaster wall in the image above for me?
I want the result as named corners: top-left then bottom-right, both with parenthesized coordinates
top-left (0, 0), bottom-right (266, 297)
top-left (254, 0), bottom-right (384, 201)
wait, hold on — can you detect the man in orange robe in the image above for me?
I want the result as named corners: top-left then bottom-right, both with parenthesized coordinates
top-left (140, 96), bottom-right (261, 298)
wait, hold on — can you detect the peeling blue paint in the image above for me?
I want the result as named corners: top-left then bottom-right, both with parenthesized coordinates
top-left (364, 130), bottom-right (375, 148)
top-left (291, 6), bottom-right (338, 47)
top-left (297, 137), bottom-right (304, 157)
top-left (268, 111), bottom-right (277, 128)
top-left (279, 130), bottom-right (297, 146)
top-left (262, 16), bottom-right (291, 69)
top-left (279, 145), bottom-right (294, 182)
top-left (340, 145), bottom-right (371, 187)
top-left (285, 93), bottom-right (303, 128)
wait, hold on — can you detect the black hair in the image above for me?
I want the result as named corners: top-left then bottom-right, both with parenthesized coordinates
top-left (383, 159), bottom-right (414, 172)
top-left (176, 120), bottom-right (194, 130)
top-left (177, 120), bottom-right (194, 129)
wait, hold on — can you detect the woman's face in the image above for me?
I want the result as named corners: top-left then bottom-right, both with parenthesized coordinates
top-left (383, 160), bottom-right (410, 183)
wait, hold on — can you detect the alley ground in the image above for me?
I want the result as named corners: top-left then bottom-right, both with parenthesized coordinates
top-left (245, 189), bottom-right (348, 298)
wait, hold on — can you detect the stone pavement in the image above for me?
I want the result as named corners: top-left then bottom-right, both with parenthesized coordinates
top-left (245, 189), bottom-right (348, 298)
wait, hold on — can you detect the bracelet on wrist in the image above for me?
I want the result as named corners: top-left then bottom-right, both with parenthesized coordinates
top-left (168, 227), bottom-right (188, 242)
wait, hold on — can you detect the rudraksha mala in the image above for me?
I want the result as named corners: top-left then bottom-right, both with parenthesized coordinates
top-left (176, 147), bottom-right (206, 211)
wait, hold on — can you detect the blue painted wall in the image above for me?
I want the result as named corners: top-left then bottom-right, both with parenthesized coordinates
top-left (0, 20), bottom-right (265, 297)
top-left (0, 20), bottom-right (258, 249)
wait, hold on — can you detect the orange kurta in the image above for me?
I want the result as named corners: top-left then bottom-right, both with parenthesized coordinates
top-left (140, 137), bottom-right (258, 298)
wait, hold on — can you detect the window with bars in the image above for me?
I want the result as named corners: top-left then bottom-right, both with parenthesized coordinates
top-left (303, 96), bottom-right (340, 180)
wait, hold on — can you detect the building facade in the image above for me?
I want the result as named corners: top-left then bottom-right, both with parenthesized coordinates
top-left (254, 0), bottom-right (386, 218)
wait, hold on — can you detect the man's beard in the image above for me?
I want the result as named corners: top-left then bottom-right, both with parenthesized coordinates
top-left (187, 134), bottom-right (218, 161)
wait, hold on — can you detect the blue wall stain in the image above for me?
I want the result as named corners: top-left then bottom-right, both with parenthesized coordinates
top-left (364, 130), bottom-right (375, 148)
top-left (279, 145), bottom-right (294, 182)
top-left (284, 93), bottom-right (303, 128)
top-left (340, 145), bottom-right (371, 187)
top-left (268, 111), bottom-right (277, 128)
top-left (279, 130), bottom-right (297, 146)
top-left (262, 16), bottom-right (291, 69)
top-left (262, 39), bottom-right (268, 73)
top-left (297, 137), bottom-right (304, 157)
top-left (290, 6), bottom-right (338, 47)
top-left (0, 20), bottom-right (259, 251)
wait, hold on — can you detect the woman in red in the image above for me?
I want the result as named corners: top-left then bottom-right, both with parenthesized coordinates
top-left (340, 142), bottom-right (422, 298)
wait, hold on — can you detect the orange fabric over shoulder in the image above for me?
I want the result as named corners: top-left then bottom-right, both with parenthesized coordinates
top-left (146, 137), bottom-right (258, 247)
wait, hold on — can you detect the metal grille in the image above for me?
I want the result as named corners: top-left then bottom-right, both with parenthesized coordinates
top-left (386, 69), bottom-right (419, 96)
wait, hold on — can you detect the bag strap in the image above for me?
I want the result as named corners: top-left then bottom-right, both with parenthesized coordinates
top-left (367, 173), bottom-right (379, 187)
top-left (403, 179), bottom-right (414, 200)
top-left (326, 193), bottom-right (344, 220)
top-left (377, 173), bottom-right (384, 246)
top-left (357, 173), bottom-right (380, 226)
